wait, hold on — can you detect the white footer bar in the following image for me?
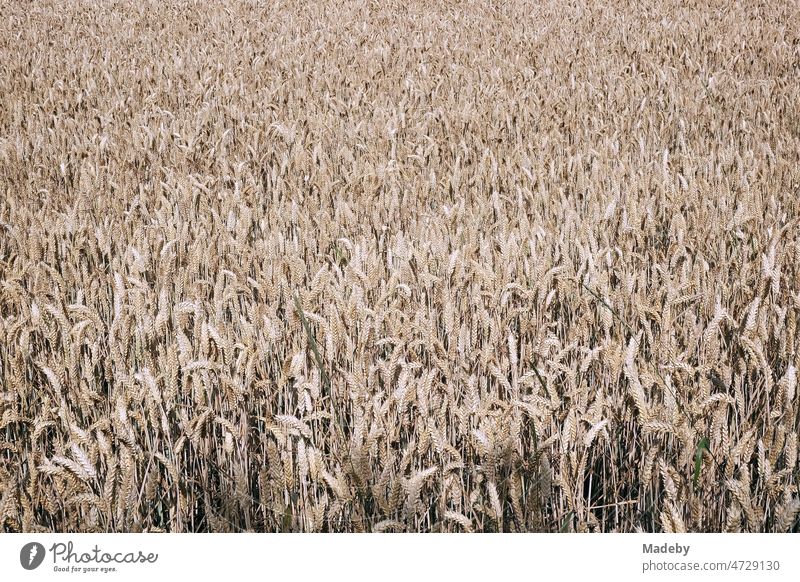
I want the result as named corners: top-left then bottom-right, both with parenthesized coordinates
top-left (2, 534), bottom-right (797, 581)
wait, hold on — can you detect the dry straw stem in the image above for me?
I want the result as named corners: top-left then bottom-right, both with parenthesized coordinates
top-left (0, 0), bottom-right (799, 532)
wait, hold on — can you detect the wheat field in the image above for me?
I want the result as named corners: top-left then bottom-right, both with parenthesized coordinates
top-left (0, 0), bottom-right (798, 533)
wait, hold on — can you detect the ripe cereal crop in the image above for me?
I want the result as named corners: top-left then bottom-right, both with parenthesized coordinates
top-left (0, 0), bottom-right (798, 532)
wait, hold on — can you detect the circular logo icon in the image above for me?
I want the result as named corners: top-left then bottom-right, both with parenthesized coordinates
top-left (20, 542), bottom-right (46, 570)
